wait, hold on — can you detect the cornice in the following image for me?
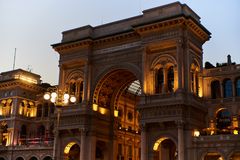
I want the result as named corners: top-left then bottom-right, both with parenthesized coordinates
top-left (0, 80), bottom-right (44, 92)
top-left (134, 17), bottom-right (210, 42)
top-left (52, 17), bottom-right (210, 53)
top-left (53, 39), bottom-right (93, 52)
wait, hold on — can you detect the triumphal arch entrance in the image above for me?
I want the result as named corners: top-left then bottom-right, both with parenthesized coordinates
top-left (52, 2), bottom-right (210, 160)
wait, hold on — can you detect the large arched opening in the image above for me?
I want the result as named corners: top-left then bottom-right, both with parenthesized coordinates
top-left (153, 137), bottom-right (177, 160)
top-left (93, 69), bottom-right (142, 160)
top-left (64, 142), bottom-right (80, 160)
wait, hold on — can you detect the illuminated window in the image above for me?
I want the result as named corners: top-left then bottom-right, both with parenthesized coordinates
top-left (43, 103), bottom-right (49, 117)
top-left (167, 66), bottom-right (174, 93)
top-left (211, 80), bottom-right (221, 99)
top-left (37, 104), bottom-right (42, 117)
top-left (127, 112), bottom-right (133, 122)
top-left (70, 82), bottom-right (76, 95)
top-left (223, 79), bottom-right (233, 98)
top-left (216, 109), bottom-right (231, 130)
top-left (155, 68), bottom-right (164, 94)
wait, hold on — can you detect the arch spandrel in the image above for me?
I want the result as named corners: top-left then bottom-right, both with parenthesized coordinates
top-left (65, 69), bottom-right (84, 83)
top-left (150, 54), bottom-right (177, 70)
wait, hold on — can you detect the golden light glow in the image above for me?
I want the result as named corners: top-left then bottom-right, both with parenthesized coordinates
top-left (233, 130), bottom-right (238, 135)
top-left (99, 107), bottom-right (107, 115)
top-left (232, 117), bottom-right (238, 128)
top-left (92, 103), bottom-right (98, 111)
top-left (114, 109), bottom-right (119, 117)
top-left (64, 142), bottom-right (76, 154)
top-left (153, 137), bottom-right (167, 151)
top-left (43, 93), bottom-right (50, 100)
top-left (70, 96), bottom-right (76, 103)
top-left (51, 92), bottom-right (57, 98)
top-left (193, 130), bottom-right (200, 137)
top-left (210, 130), bottom-right (215, 135)
top-left (63, 93), bottom-right (70, 100)
top-left (14, 75), bottom-right (37, 84)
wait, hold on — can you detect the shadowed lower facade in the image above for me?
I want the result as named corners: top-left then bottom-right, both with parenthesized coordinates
top-left (0, 2), bottom-right (240, 160)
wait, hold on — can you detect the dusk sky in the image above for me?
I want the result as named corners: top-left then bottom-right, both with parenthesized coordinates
top-left (1, 0), bottom-right (239, 85)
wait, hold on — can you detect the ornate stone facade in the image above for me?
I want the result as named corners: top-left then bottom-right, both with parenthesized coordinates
top-left (0, 2), bottom-right (240, 160)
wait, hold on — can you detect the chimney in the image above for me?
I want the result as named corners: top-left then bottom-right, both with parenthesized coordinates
top-left (227, 54), bottom-right (232, 65)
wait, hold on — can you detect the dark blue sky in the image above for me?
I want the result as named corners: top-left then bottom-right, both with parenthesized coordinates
top-left (1, 0), bottom-right (239, 84)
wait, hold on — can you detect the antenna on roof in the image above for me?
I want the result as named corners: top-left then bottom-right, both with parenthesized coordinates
top-left (13, 48), bottom-right (16, 70)
top-left (138, 0), bottom-right (142, 14)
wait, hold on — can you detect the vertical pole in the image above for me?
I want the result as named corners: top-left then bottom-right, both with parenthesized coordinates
top-left (13, 48), bottom-right (16, 70)
top-left (53, 108), bottom-right (60, 160)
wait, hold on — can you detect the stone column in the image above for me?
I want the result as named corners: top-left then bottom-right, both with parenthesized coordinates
top-left (88, 135), bottom-right (96, 160)
top-left (140, 124), bottom-right (147, 160)
top-left (0, 128), bottom-right (3, 145)
top-left (80, 128), bottom-right (87, 160)
top-left (83, 62), bottom-right (89, 102)
top-left (232, 78), bottom-right (236, 97)
top-left (220, 81), bottom-right (224, 98)
top-left (176, 121), bottom-right (184, 160)
top-left (163, 67), bottom-right (168, 93)
top-left (176, 40), bottom-right (183, 90)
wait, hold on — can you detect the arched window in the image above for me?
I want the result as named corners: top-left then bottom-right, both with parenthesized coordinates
top-left (216, 109), bottom-right (231, 130)
top-left (20, 125), bottom-right (27, 138)
top-left (236, 78), bottom-right (240, 96)
top-left (70, 82), bottom-right (76, 95)
top-left (20, 125), bottom-right (27, 145)
top-left (167, 66), bottom-right (174, 93)
top-left (29, 157), bottom-right (38, 160)
top-left (49, 103), bottom-right (55, 114)
top-left (16, 157), bottom-right (24, 160)
top-left (36, 104), bottom-right (42, 118)
top-left (43, 156), bottom-right (52, 160)
top-left (43, 103), bottom-right (49, 117)
top-left (211, 80), bottom-right (221, 99)
top-left (37, 125), bottom-right (45, 138)
top-left (223, 79), bottom-right (233, 98)
top-left (190, 63), bottom-right (200, 96)
top-left (155, 68), bottom-right (164, 93)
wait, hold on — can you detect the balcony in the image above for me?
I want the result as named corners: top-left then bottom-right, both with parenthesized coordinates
top-left (0, 137), bottom-right (53, 151)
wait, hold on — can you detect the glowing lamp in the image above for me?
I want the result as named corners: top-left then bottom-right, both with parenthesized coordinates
top-left (233, 129), bottom-right (238, 135)
top-left (63, 93), bottom-right (70, 100)
top-left (92, 103), bottom-right (98, 111)
top-left (70, 96), bottom-right (76, 103)
top-left (43, 93), bottom-right (50, 100)
top-left (51, 92), bottom-right (57, 98)
top-left (193, 130), bottom-right (200, 137)
top-left (50, 97), bottom-right (56, 103)
top-left (114, 108), bottom-right (119, 117)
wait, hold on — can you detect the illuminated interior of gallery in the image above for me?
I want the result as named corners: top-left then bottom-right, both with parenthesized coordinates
top-left (0, 2), bottom-right (240, 160)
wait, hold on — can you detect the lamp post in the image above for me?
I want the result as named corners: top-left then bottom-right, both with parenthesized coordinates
top-left (43, 88), bottom-right (76, 160)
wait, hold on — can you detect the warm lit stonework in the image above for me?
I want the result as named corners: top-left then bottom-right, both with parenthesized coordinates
top-left (0, 2), bottom-right (240, 160)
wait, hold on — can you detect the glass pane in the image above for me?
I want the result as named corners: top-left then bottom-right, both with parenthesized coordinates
top-left (236, 79), bottom-right (240, 96)
top-left (224, 79), bottom-right (232, 98)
